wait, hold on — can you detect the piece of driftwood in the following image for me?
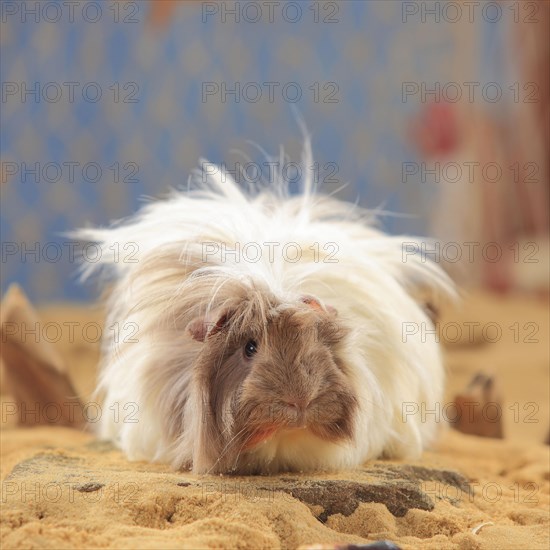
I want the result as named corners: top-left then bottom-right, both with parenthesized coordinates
top-left (0, 284), bottom-right (85, 428)
top-left (450, 373), bottom-right (504, 439)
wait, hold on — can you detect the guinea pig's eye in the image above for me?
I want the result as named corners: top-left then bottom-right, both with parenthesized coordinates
top-left (244, 340), bottom-right (258, 358)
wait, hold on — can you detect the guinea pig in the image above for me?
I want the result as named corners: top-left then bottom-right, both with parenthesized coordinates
top-left (74, 139), bottom-right (454, 474)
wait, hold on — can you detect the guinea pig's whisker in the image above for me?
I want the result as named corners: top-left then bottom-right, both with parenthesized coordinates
top-left (205, 424), bottom-right (250, 475)
top-left (229, 429), bottom-right (259, 471)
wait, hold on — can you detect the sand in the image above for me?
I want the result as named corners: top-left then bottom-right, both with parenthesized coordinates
top-left (1, 290), bottom-right (549, 549)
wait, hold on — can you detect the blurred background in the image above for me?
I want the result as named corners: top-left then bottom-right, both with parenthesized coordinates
top-left (1, 0), bottom-right (548, 303)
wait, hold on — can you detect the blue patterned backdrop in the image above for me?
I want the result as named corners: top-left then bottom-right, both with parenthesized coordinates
top-left (1, 1), bottom-right (499, 302)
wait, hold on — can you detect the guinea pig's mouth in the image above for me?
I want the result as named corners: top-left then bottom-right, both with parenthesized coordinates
top-left (241, 422), bottom-right (310, 450)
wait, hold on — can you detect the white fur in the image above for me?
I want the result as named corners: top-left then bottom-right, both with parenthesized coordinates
top-left (74, 139), bottom-right (454, 473)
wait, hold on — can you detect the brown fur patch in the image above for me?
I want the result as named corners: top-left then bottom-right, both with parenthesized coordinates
top-left (192, 287), bottom-right (357, 472)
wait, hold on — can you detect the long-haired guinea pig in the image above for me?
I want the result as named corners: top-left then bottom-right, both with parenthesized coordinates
top-left (74, 139), bottom-right (454, 474)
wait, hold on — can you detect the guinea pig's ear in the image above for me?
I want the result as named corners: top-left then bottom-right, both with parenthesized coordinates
top-left (301, 295), bottom-right (337, 316)
top-left (187, 309), bottom-right (231, 342)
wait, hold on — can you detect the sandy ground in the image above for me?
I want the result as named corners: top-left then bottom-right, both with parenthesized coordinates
top-left (1, 290), bottom-right (549, 549)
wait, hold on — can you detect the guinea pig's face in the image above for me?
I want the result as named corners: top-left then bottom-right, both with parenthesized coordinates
top-left (235, 307), bottom-right (358, 449)
top-left (189, 294), bottom-right (358, 470)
